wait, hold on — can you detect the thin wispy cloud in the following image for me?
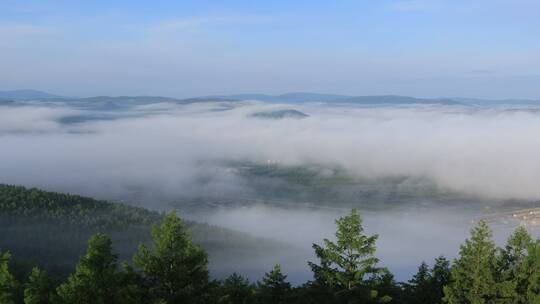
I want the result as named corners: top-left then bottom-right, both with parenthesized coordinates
top-left (388, 0), bottom-right (444, 11)
top-left (1, 1), bottom-right (540, 98)
top-left (147, 15), bottom-right (274, 33)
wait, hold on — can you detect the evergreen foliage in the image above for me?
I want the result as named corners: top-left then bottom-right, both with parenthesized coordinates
top-left (0, 184), bottom-right (280, 282)
top-left (56, 234), bottom-right (122, 304)
top-left (402, 256), bottom-right (450, 304)
top-left (23, 267), bottom-right (51, 304)
top-left (256, 264), bottom-right (291, 304)
top-left (444, 220), bottom-right (498, 304)
top-left (218, 273), bottom-right (253, 304)
top-left (405, 262), bottom-right (431, 302)
top-left (134, 210), bottom-right (209, 304)
top-left (430, 256), bottom-right (451, 303)
top-left (523, 240), bottom-right (540, 302)
top-left (497, 226), bottom-right (533, 303)
top-left (0, 184), bottom-right (160, 230)
top-left (4, 185), bottom-right (540, 303)
top-left (0, 251), bottom-right (19, 304)
top-left (309, 209), bottom-right (388, 303)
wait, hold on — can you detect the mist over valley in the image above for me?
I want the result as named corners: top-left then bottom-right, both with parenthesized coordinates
top-left (2, 92), bottom-right (540, 283)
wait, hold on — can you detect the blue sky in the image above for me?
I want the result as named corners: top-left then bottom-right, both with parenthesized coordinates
top-left (1, 0), bottom-right (539, 98)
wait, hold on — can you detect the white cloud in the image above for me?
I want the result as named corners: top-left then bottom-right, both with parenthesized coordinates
top-left (2, 101), bottom-right (534, 282)
top-left (0, 106), bottom-right (76, 133)
top-left (3, 102), bottom-right (540, 201)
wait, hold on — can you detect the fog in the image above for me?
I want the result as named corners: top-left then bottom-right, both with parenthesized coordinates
top-left (1, 100), bottom-right (540, 281)
top-left (3, 101), bottom-right (540, 201)
top-left (196, 205), bottom-right (471, 282)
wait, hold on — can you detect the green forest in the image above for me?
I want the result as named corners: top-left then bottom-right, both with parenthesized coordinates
top-left (2, 184), bottom-right (540, 303)
top-left (0, 184), bottom-right (281, 281)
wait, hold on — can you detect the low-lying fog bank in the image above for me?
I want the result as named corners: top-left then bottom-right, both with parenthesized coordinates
top-left (190, 204), bottom-right (533, 284)
top-left (3, 101), bottom-right (540, 202)
top-left (2, 100), bottom-right (540, 283)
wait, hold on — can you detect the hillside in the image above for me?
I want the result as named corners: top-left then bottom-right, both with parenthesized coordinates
top-left (0, 184), bottom-right (279, 280)
top-left (249, 109), bottom-right (309, 119)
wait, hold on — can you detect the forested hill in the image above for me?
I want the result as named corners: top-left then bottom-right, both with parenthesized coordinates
top-left (0, 184), bottom-right (161, 229)
top-left (0, 184), bottom-right (277, 280)
top-left (3, 184), bottom-right (540, 303)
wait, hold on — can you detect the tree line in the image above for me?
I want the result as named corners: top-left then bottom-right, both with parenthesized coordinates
top-left (0, 184), bottom-right (282, 282)
top-left (0, 184), bottom-right (161, 230)
top-left (2, 208), bottom-right (540, 303)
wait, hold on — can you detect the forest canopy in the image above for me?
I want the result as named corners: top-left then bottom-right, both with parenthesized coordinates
top-left (2, 184), bottom-right (540, 303)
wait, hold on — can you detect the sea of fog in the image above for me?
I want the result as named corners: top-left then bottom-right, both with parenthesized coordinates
top-left (189, 204), bottom-right (534, 283)
top-left (2, 100), bottom-right (540, 282)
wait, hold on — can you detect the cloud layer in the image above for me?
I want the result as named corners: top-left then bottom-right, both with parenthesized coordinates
top-left (2, 101), bottom-right (540, 281)
top-left (2, 102), bottom-right (540, 202)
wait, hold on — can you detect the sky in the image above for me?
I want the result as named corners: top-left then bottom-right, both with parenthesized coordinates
top-left (1, 0), bottom-right (540, 99)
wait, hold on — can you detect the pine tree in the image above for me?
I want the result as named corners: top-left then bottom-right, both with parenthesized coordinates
top-left (0, 251), bottom-right (18, 304)
top-left (406, 262), bottom-right (431, 303)
top-left (256, 264), bottom-right (291, 304)
top-left (308, 209), bottom-right (386, 303)
top-left (134, 210), bottom-right (209, 304)
top-left (522, 240), bottom-right (540, 302)
top-left (444, 220), bottom-right (498, 304)
top-left (23, 267), bottom-right (51, 304)
top-left (115, 262), bottom-right (149, 304)
top-left (367, 269), bottom-right (397, 304)
top-left (498, 226), bottom-right (533, 303)
top-left (219, 273), bottom-right (253, 304)
top-left (410, 261), bottom-right (430, 288)
top-left (430, 256), bottom-right (451, 304)
top-left (403, 257), bottom-right (450, 304)
top-left (56, 233), bottom-right (121, 304)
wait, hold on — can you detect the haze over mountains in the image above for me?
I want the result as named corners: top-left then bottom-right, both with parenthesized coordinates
top-left (2, 89), bottom-right (540, 106)
top-left (0, 89), bottom-right (63, 100)
top-left (4, 86), bottom-right (540, 284)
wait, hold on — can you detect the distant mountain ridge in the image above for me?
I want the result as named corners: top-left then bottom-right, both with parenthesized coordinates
top-left (3, 89), bottom-right (540, 106)
top-left (250, 109), bottom-right (309, 119)
top-left (210, 93), bottom-right (465, 105)
top-left (451, 97), bottom-right (540, 106)
top-left (0, 89), bottom-right (63, 99)
top-left (335, 95), bottom-right (463, 105)
top-left (209, 92), bottom-right (350, 103)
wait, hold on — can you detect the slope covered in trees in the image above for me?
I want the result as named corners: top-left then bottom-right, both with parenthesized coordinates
top-left (3, 184), bottom-right (540, 303)
top-left (4, 205), bottom-right (540, 303)
top-left (0, 184), bottom-right (278, 281)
